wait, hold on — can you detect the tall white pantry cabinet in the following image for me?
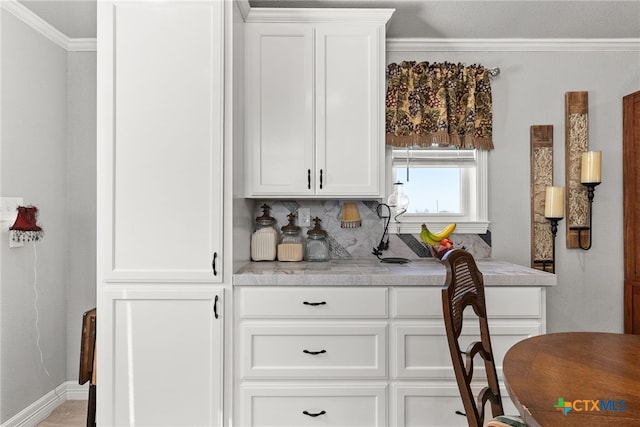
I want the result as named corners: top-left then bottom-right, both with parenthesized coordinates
top-left (96, 1), bottom-right (225, 426)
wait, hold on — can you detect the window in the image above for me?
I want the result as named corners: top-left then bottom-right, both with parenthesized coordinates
top-left (387, 146), bottom-right (489, 234)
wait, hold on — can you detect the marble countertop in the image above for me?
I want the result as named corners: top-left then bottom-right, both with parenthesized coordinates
top-left (233, 259), bottom-right (557, 287)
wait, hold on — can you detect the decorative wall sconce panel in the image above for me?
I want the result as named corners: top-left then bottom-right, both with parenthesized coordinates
top-left (565, 91), bottom-right (590, 248)
top-left (530, 125), bottom-right (554, 272)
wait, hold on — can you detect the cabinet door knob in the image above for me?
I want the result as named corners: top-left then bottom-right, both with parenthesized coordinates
top-left (303, 349), bottom-right (326, 355)
top-left (303, 410), bottom-right (326, 418)
top-left (303, 301), bottom-right (326, 306)
top-left (307, 169), bottom-right (311, 190)
top-left (212, 252), bottom-right (218, 276)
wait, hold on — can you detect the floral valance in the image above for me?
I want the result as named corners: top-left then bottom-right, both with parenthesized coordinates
top-left (385, 61), bottom-right (494, 150)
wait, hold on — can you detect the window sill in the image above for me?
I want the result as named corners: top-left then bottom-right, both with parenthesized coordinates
top-left (389, 220), bottom-right (490, 235)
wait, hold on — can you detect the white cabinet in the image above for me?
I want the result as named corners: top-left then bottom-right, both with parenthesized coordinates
top-left (97, 1), bottom-right (226, 425)
top-left (235, 286), bottom-right (389, 426)
top-left (104, 287), bottom-right (224, 427)
top-left (97, 0), bottom-right (224, 283)
top-left (391, 287), bottom-right (544, 426)
top-left (235, 285), bottom-right (546, 427)
top-left (244, 9), bottom-right (393, 198)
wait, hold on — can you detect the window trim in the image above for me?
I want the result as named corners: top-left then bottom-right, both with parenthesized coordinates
top-left (386, 147), bottom-right (490, 234)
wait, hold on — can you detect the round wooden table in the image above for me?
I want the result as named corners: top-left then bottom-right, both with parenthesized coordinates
top-left (503, 332), bottom-right (640, 426)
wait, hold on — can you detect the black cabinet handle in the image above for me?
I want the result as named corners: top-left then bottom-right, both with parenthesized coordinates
top-left (214, 295), bottom-right (219, 319)
top-left (307, 169), bottom-right (311, 189)
top-left (303, 301), bottom-right (326, 306)
top-left (303, 410), bottom-right (326, 418)
top-left (212, 252), bottom-right (218, 276)
top-left (303, 349), bottom-right (326, 355)
top-left (319, 169), bottom-right (323, 189)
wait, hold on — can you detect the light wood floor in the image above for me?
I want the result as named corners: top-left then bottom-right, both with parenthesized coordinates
top-left (37, 400), bottom-right (87, 427)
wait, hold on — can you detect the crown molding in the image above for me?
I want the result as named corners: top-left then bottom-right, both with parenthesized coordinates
top-left (246, 7), bottom-right (395, 24)
top-left (1, 0), bottom-right (96, 52)
top-left (67, 38), bottom-right (97, 52)
top-left (387, 38), bottom-right (640, 52)
top-left (236, 0), bottom-right (251, 21)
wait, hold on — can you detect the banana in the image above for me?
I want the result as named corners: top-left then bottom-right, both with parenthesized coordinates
top-left (419, 223), bottom-right (457, 246)
top-left (420, 224), bottom-right (441, 246)
top-left (430, 223), bottom-right (457, 241)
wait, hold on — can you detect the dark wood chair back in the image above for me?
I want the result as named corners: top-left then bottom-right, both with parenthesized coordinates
top-left (79, 307), bottom-right (97, 427)
top-left (79, 308), bottom-right (96, 385)
top-left (441, 249), bottom-right (503, 427)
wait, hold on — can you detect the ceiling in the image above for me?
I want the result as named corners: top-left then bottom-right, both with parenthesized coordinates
top-left (17, 0), bottom-right (640, 40)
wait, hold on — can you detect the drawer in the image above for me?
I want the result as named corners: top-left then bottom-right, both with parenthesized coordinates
top-left (241, 385), bottom-right (386, 427)
top-left (241, 323), bottom-right (386, 378)
top-left (392, 322), bottom-right (542, 380)
top-left (393, 384), bottom-right (518, 427)
top-left (392, 287), bottom-right (543, 319)
top-left (239, 287), bottom-right (388, 318)
top-left (393, 384), bottom-right (467, 427)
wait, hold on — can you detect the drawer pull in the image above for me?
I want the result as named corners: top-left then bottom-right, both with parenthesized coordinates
top-left (303, 410), bottom-right (326, 418)
top-left (303, 301), bottom-right (326, 306)
top-left (303, 349), bottom-right (326, 355)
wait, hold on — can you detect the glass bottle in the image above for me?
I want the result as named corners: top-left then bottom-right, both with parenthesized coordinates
top-left (250, 204), bottom-right (278, 261)
top-left (305, 217), bottom-right (329, 262)
top-left (388, 181), bottom-right (410, 217)
top-left (278, 212), bottom-right (304, 262)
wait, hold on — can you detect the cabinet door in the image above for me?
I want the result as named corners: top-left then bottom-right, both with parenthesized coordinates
top-left (245, 24), bottom-right (314, 196)
top-left (315, 24), bottom-right (383, 197)
top-left (101, 287), bottom-right (224, 426)
top-left (97, 1), bottom-right (223, 282)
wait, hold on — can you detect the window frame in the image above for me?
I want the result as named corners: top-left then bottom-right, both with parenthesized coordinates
top-left (385, 146), bottom-right (490, 234)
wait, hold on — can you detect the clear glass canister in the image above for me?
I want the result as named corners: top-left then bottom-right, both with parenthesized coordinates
top-left (277, 212), bottom-right (304, 262)
top-left (305, 217), bottom-right (329, 262)
top-left (251, 204), bottom-right (278, 261)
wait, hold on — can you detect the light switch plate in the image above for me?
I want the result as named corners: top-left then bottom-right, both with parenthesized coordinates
top-left (1, 197), bottom-right (24, 248)
top-left (1, 197), bottom-right (23, 230)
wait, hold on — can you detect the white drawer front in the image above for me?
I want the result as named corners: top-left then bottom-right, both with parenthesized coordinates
top-left (393, 384), bottom-right (518, 427)
top-left (240, 287), bottom-right (388, 318)
top-left (392, 322), bottom-right (542, 379)
top-left (242, 324), bottom-right (386, 378)
top-left (241, 385), bottom-right (387, 427)
top-left (392, 287), bottom-right (542, 318)
top-left (393, 384), bottom-right (466, 427)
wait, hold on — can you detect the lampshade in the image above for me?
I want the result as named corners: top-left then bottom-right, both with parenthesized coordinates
top-left (340, 201), bottom-right (362, 228)
top-left (10, 206), bottom-right (43, 242)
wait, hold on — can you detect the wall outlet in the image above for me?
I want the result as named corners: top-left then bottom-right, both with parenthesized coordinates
top-left (298, 208), bottom-right (311, 227)
top-left (1, 197), bottom-right (23, 231)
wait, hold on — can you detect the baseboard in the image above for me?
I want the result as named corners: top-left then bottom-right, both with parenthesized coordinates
top-left (1, 381), bottom-right (88, 427)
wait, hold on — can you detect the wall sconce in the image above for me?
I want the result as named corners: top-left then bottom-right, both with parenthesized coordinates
top-left (9, 205), bottom-right (44, 243)
top-left (544, 186), bottom-right (564, 273)
top-left (570, 151), bottom-right (601, 250)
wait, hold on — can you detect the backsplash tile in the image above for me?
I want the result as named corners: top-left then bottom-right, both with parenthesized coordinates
top-left (253, 200), bottom-right (492, 260)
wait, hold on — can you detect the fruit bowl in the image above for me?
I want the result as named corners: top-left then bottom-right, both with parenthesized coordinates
top-left (419, 223), bottom-right (459, 261)
top-left (427, 242), bottom-right (466, 261)
top-left (428, 244), bottom-right (452, 260)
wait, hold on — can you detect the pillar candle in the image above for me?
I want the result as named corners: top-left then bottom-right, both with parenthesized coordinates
top-left (545, 186), bottom-right (564, 219)
top-left (581, 151), bottom-right (602, 184)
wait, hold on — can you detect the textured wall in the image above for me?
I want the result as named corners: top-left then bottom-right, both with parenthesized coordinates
top-left (1, 10), bottom-right (68, 422)
top-left (65, 51), bottom-right (96, 383)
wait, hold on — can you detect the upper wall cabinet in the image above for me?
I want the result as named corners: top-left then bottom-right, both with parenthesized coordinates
top-left (97, 1), bottom-right (224, 282)
top-left (244, 9), bottom-right (394, 198)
